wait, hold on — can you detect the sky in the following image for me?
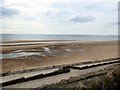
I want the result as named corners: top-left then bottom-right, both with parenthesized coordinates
top-left (0, 0), bottom-right (119, 35)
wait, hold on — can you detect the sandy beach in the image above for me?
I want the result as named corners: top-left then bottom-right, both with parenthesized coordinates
top-left (1, 40), bottom-right (119, 73)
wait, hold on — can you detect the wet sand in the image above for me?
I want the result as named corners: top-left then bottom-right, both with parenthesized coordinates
top-left (1, 40), bottom-right (69, 43)
top-left (1, 40), bottom-right (119, 73)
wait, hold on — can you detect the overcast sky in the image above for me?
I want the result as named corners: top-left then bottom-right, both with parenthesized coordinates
top-left (0, 0), bottom-right (119, 35)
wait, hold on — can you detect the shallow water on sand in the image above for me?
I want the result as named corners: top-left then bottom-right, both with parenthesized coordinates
top-left (1, 47), bottom-right (55, 59)
top-left (0, 52), bottom-right (41, 59)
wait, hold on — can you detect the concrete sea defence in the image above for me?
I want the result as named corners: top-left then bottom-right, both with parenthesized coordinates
top-left (1, 57), bottom-right (120, 87)
top-left (1, 57), bottom-right (120, 77)
top-left (2, 67), bottom-right (70, 86)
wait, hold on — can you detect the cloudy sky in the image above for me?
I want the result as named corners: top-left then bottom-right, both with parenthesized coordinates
top-left (0, 0), bottom-right (119, 35)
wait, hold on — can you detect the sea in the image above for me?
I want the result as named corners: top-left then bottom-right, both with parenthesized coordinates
top-left (0, 34), bottom-right (119, 41)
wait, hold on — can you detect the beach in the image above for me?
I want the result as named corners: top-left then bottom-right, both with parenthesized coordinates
top-left (1, 40), bottom-right (119, 73)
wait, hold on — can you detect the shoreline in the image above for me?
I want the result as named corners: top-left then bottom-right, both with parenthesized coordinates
top-left (1, 40), bottom-right (71, 43)
top-left (1, 39), bottom-right (118, 43)
top-left (1, 40), bottom-right (119, 73)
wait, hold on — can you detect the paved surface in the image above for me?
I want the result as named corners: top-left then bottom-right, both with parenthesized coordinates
top-left (2, 59), bottom-right (120, 88)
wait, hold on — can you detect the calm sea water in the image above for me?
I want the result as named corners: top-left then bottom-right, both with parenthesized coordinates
top-left (0, 34), bottom-right (119, 41)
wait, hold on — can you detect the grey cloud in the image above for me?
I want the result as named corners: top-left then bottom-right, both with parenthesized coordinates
top-left (105, 21), bottom-right (120, 27)
top-left (110, 22), bottom-right (120, 25)
top-left (70, 15), bottom-right (95, 23)
top-left (112, 22), bottom-right (120, 25)
top-left (1, 7), bottom-right (18, 18)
